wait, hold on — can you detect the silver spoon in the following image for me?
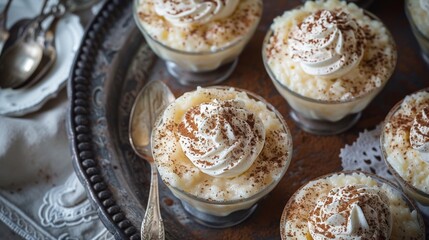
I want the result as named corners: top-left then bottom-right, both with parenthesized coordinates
top-left (0, 2), bottom-right (56, 89)
top-left (1, 0), bottom-right (49, 56)
top-left (129, 80), bottom-right (175, 240)
top-left (0, 20), bottom-right (44, 89)
top-left (14, 4), bottom-right (65, 89)
top-left (0, 0), bottom-right (13, 54)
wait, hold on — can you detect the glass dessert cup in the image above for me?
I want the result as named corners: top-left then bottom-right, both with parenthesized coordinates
top-left (280, 171), bottom-right (426, 239)
top-left (380, 89), bottom-right (429, 216)
top-left (151, 86), bottom-right (293, 228)
top-left (132, 0), bottom-right (260, 86)
top-left (262, 9), bottom-right (396, 135)
top-left (405, 0), bottom-right (429, 65)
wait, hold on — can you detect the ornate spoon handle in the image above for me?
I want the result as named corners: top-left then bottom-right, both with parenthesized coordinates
top-left (141, 162), bottom-right (164, 240)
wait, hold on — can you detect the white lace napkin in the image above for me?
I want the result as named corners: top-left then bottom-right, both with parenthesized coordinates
top-left (0, 90), bottom-right (112, 240)
top-left (340, 124), bottom-right (394, 181)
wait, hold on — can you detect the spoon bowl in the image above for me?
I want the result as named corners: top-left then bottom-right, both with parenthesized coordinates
top-left (1, 0), bottom-right (48, 56)
top-left (0, 26), bottom-right (43, 89)
top-left (15, 6), bottom-right (65, 89)
top-left (22, 31), bottom-right (56, 88)
top-left (0, 0), bottom-right (53, 89)
top-left (1, 18), bottom-right (31, 55)
top-left (129, 80), bottom-right (175, 240)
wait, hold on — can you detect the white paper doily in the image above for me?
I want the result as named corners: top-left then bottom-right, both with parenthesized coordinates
top-left (340, 124), bottom-right (394, 181)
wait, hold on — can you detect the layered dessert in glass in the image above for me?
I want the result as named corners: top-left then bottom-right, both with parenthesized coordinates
top-left (134, 0), bottom-right (262, 86)
top-left (381, 88), bottom-right (429, 215)
top-left (406, 0), bottom-right (429, 64)
top-left (263, 0), bottom-right (397, 135)
top-left (151, 86), bottom-right (292, 228)
top-left (280, 171), bottom-right (425, 239)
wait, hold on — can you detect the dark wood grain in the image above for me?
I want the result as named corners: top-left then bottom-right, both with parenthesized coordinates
top-left (154, 0), bottom-right (429, 239)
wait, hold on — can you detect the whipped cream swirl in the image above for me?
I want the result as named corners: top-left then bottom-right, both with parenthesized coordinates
top-left (421, 0), bottom-right (429, 13)
top-left (308, 185), bottom-right (392, 240)
top-left (410, 107), bottom-right (429, 163)
top-left (288, 10), bottom-right (366, 78)
top-left (178, 100), bottom-right (265, 178)
top-left (154, 0), bottom-right (239, 27)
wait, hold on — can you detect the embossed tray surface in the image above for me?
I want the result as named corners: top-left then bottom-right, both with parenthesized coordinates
top-left (67, 1), bottom-right (189, 239)
top-left (68, 0), bottom-right (429, 239)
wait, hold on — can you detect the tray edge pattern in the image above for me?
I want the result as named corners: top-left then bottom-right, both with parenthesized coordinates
top-left (67, 0), bottom-right (140, 239)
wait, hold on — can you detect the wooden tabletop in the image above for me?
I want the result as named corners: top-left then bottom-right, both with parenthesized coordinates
top-left (159, 0), bottom-right (428, 239)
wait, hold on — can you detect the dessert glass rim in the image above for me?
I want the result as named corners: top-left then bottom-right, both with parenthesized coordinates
top-left (404, 0), bottom-right (429, 42)
top-left (132, 0), bottom-right (262, 56)
top-left (262, 9), bottom-right (397, 105)
top-left (279, 170), bottom-right (426, 239)
top-left (380, 87), bottom-right (429, 199)
top-left (152, 85), bottom-right (293, 205)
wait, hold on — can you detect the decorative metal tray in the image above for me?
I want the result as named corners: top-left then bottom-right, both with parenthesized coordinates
top-left (68, 0), bottom-right (284, 239)
top-left (67, 0), bottom-right (187, 239)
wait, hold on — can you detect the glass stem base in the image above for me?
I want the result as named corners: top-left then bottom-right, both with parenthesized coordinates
top-left (290, 110), bottom-right (361, 135)
top-left (166, 59), bottom-right (238, 86)
top-left (180, 200), bottom-right (257, 228)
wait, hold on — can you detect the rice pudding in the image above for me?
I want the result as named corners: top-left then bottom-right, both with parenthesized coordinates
top-left (381, 89), bottom-right (429, 206)
top-left (263, 0), bottom-right (396, 134)
top-left (281, 172), bottom-right (424, 239)
top-left (134, 0), bottom-right (262, 72)
top-left (151, 87), bottom-right (292, 226)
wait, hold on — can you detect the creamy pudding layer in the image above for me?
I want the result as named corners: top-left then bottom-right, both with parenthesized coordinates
top-left (136, 0), bottom-right (262, 52)
top-left (152, 87), bottom-right (290, 202)
top-left (282, 173), bottom-right (423, 239)
top-left (265, 0), bottom-right (396, 101)
top-left (383, 91), bottom-right (429, 194)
